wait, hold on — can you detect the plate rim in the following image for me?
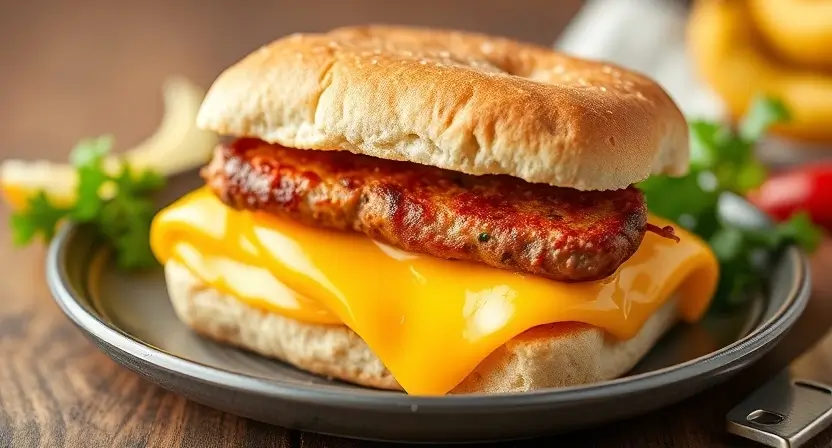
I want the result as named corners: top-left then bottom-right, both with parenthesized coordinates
top-left (46, 222), bottom-right (811, 411)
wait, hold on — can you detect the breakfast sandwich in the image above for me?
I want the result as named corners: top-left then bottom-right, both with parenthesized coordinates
top-left (149, 25), bottom-right (719, 395)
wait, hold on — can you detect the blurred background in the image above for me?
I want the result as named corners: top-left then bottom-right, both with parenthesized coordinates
top-left (3, 0), bottom-right (830, 160)
top-left (0, 0), bottom-right (586, 160)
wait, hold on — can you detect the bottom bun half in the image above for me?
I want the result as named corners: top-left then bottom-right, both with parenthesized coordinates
top-left (164, 261), bottom-right (679, 394)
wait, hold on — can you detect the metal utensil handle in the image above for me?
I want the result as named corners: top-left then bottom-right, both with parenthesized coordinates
top-left (727, 370), bottom-right (832, 447)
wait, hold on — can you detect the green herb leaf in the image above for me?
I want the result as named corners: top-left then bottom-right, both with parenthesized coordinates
top-left (641, 94), bottom-right (822, 310)
top-left (641, 174), bottom-right (719, 235)
top-left (8, 135), bottom-right (165, 270)
top-left (689, 120), bottom-right (727, 168)
top-left (98, 163), bottom-right (164, 269)
top-left (133, 169), bottom-right (166, 193)
top-left (69, 135), bottom-right (113, 167)
top-left (734, 160), bottom-right (768, 193)
top-left (739, 96), bottom-right (791, 142)
top-left (773, 211), bottom-right (823, 254)
top-left (71, 137), bottom-right (112, 221)
top-left (9, 192), bottom-right (71, 245)
top-left (709, 226), bottom-right (745, 261)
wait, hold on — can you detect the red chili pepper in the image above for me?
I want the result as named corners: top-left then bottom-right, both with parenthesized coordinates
top-left (747, 162), bottom-right (832, 231)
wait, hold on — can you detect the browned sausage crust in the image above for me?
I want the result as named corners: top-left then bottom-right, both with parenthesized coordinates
top-left (202, 138), bottom-right (648, 282)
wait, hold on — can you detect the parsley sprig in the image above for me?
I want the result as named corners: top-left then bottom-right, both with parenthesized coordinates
top-left (640, 96), bottom-right (823, 308)
top-left (10, 136), bottom-right (165, 269)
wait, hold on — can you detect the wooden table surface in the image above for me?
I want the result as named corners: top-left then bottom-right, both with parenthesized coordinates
top-left (3, 1), bottom-right (832, 447)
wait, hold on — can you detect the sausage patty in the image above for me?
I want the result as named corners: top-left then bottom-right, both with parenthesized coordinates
top-left (202, 138), bottom-right (649, 282)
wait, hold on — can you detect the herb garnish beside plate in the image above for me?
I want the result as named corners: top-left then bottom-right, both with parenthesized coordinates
top-left (640, 96), bottom-right (823, 308)
top-left (9, 136), bottom-right (165, 270)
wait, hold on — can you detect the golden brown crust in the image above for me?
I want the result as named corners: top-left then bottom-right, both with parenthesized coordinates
top-left (196, 25), bottom-right (689, 191)
top-left (165, 261), bottom-right (679, 394)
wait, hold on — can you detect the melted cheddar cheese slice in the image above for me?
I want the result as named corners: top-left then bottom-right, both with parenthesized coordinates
top-left (150, 187), bottom-right (719, 395)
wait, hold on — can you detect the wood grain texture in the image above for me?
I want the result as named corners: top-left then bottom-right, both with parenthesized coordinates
top-left (2, 0), bottom-right (832, 447)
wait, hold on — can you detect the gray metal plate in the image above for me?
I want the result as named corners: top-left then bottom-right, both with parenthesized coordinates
top-left (45, 174), bottom-right (811, 443)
